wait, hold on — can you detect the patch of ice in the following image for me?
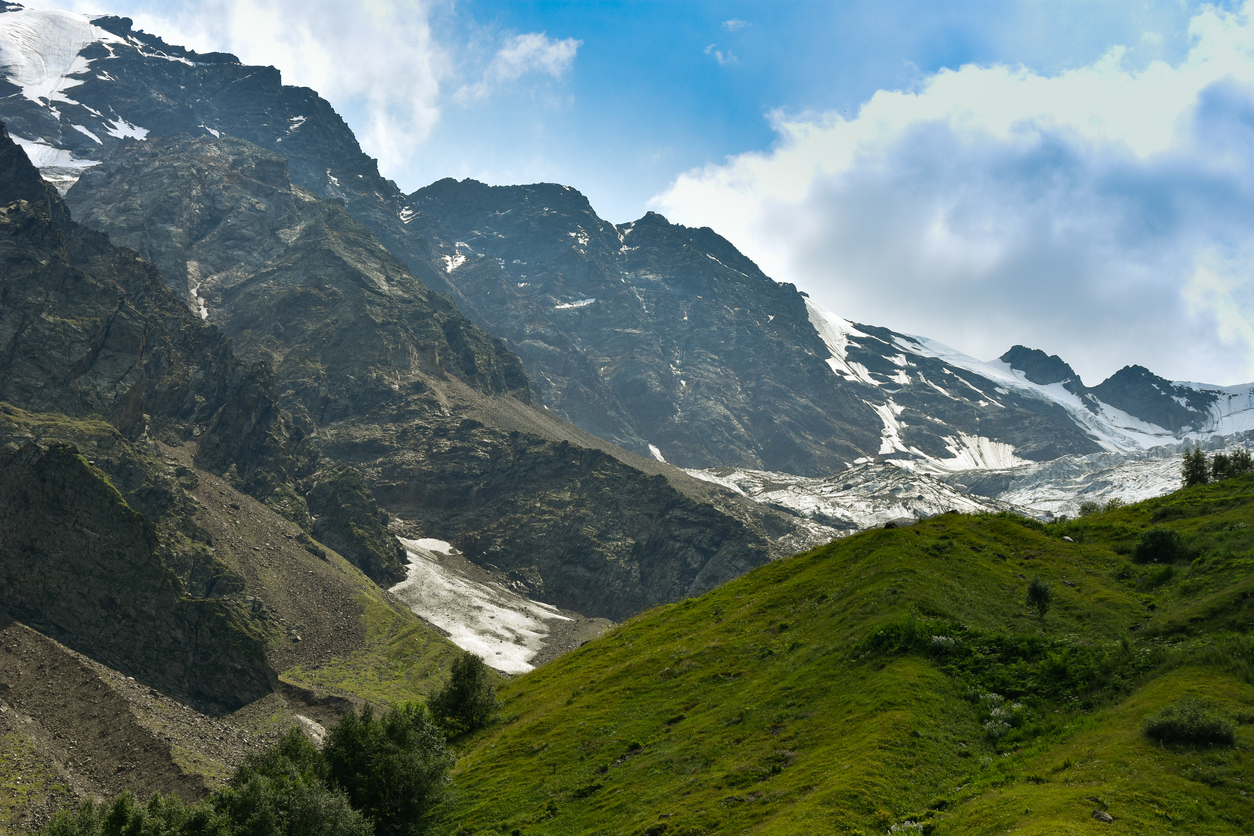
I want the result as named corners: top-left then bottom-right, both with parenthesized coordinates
top-left (0, 9), bottom-right (123, 106)
top-left (10, 134), bottom-right (97, 169)
top-left (806, 299), bottom-right (878, 385)
top-left (71, 123), bottom-right (101, 144)
top-left (391, 538), bottom-right (571, 675)
top-left (103, 117), bottom-right (147, 140)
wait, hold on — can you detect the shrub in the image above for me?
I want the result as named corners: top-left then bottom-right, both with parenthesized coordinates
top-left (1143, 699), bottom-right (1236, 746)
top-left (1026, 576), bottom-right (1054, 620)
top-left (1231, 447), bottom-right (1253, 476)
top-left (1077, 501), bottom-right (1102, 518)
top-left (1133, 528), bottom-right (1189, 564)
top-left (324, 702), bottom-right (454, 836)
top-left (429, 651), bottom-right (501, 734)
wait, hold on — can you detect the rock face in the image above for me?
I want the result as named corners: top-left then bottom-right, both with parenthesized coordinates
top-left (3, 5), bottom-right (1250, 485)
top-left (0, 439), bottom-right (274, 715)
top-left (61, 131), bottom-right (803, 621)
top-left (397, 182), bottom-right (880, 472)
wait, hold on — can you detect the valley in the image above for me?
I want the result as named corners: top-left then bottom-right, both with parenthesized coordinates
top-left (0, 4), bottom-right (1252, 835)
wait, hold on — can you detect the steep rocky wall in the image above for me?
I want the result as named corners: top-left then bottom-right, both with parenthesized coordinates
top-left (0, 441), bottom-right (275, 714)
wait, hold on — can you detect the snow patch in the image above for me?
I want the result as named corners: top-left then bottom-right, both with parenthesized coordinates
top-left (103, 117), bottom-right (147, 140)
top-left (0, 9), bottom-right (122, 106)
top-left (71, 123), bottom-right (101, 144)
top-left (390, 538), bottom-right (571, 675)
top-left (555, 298), bottom-right (595, 310)
top-left (806, 299), bottom-right (877, 385)
top-left (648, 444), bottom-right (666, 463)
top-left (442, 252), bottom-right (467, 272)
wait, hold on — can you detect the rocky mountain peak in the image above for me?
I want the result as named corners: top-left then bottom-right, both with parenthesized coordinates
top-left (1000, 345), bottom-right (1081, 387)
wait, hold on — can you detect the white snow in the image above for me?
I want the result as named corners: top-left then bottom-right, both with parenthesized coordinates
top-left (390, 538), bottom-right (571, 675)
top-left (648, 444), bottom-right (666, 462)
top-left (555, 298), bottom-right (595, 310)
top-left (200, 125), bottom-right (220, 138)
top-left (0, 9), bottom-right (122, 107)
top-left (103, 117), bottom-right (147, 140)
top-left (871, 399), bottom-right (907, 455)
top-left (806, 300), bottom-right (878, 385)
top-left (71, 123), bottom-right (101, 144)
top-left (398, 206), bottom-right (414, 224)
top-left (287, 115), bottom-right (306, 131)
top-left (685, 462), bottom-right (1014, 531)
top-left (10, 134), bottom-right (95, 168)
top-left (442, 253), bottom-right (467, 272)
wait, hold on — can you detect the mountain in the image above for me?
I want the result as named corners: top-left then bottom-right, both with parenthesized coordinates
top-left (3, 4), bottom-right (1249, 485)
top-left (425, 476), bottom-right (1254, 834)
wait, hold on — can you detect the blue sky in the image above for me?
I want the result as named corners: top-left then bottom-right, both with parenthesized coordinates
top-left (23, 0), bottom-right (1254, 385)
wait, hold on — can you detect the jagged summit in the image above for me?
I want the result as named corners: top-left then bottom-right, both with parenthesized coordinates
top-left (1000, 345), bottom-right (1082, 388)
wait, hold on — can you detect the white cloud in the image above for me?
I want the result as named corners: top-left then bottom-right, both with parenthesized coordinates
top-left (49, 0), bottom-right (450, 176)
top-left (654, 1), bottom-right (1254, 385)
top-left (704, 43), bottom-right (736, 66)
top-left (723, 19), bottom-right (748, 32)
top-left (455, 31), bottom-right (581, 103)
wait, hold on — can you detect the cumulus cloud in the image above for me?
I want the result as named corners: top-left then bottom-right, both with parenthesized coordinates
top-left (111, 0), bottom-right (448, 176)
top-left (723, 19), bottom-right (748, 32)
top-left (455, 31), bottom-right (581, 103)
top-left (654, 2), bottom-right (1254, 385)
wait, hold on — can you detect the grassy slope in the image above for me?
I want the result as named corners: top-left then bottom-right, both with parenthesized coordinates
top-left (429, 476), bottom-right (1254, 835)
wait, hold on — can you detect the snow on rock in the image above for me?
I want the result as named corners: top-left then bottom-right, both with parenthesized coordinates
top-left (806, 299), bottom-right (877, 385)
top-left (648, 444), bottom-right (666, 463)
top-left (103, 117), bottom-right (148, 140)
top-left (10, 134), bottom-right (97, 193)
top-left (442, 252), bottom-right (466, 272)
top-left (555, 298), bottom-right (595, 310)
top-left (389, 537), bottom-right (572, 675)
top-left (686, 462), bottom-right (1016, 532)
top-left (0, 9), bottom-right (121, 107)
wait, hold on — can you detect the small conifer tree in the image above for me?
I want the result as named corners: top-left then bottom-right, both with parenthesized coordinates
top-left (1231, 447), bottom-right (1253, 476)
top-left (1182, 445), bottom-right (1210, 487)
top-left (1212, 451), bottom-right (1231, 482)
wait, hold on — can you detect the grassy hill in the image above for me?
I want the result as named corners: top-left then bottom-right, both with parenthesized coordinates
top-left (427, 475), bottom-right (1254, 835)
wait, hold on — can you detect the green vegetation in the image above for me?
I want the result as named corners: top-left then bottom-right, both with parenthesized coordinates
top-left (1184, 444), bottom-right (1254, 487)
top-left (428, 653), bottom-right (501, 736)
top-left (1025, 575), bottom-right (1053, 619)
top-left (423, 479), bottom-right (1254, 835)
top-left (39, 709), bottom-right (451, 836)
top-left (282, 591), bottom-right (470, 705)
top-left (31, 474), bottom-right (1254, 835)
top-left (1143, 699), bottom-right (1237, 747)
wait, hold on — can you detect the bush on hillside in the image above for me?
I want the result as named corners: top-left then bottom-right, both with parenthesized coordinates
top-left (1133, 527), bottom-right (1189, 564)
top-left (1143, 699), bottom-right (1235, 746)
top-left (324, 702), bottom-right (454, 836)
top-left (429, 651), bottom-right (501, 735)
top-left (1026, 576), bottom-right (1053, 620)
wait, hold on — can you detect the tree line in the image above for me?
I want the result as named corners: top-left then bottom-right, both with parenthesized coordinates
top-left (1182, 445), bottom-right (1253, 487)
top-left (38, 652), bottom-right (500, 836)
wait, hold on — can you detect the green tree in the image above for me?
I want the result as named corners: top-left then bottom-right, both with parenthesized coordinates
top-left (1133, 527), bottom-right (1189, 564)
top-left (1212, 451), bottom-right (1231, 482)
top-left (1231, 447), bottom-right (1254, 476)
top-left (1182, 445), bottom-right (1210, 487)
top-left (214, 727), bottom-right (371, 836)
top-left (1026, 576), bottom-right (1054, 621)
top-left (429, 652), bottom-right (501, 735)
top-left (324, 703), bottom-right (453, 836)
